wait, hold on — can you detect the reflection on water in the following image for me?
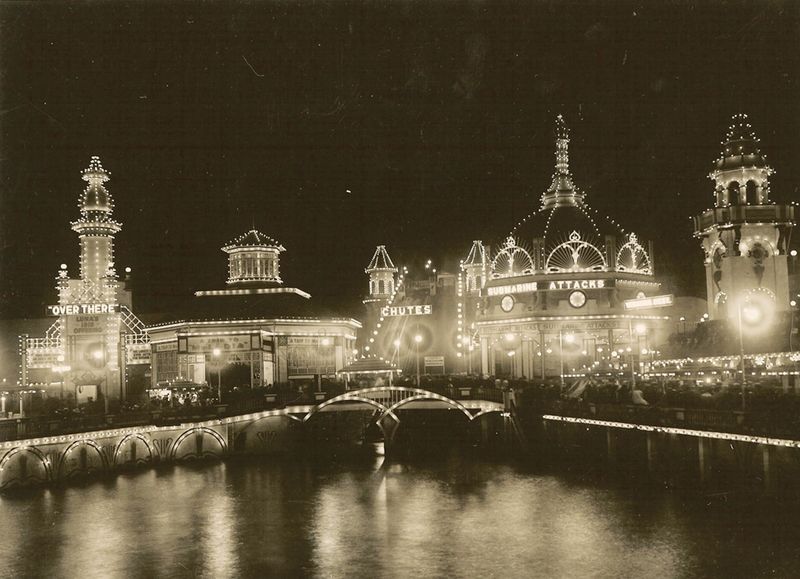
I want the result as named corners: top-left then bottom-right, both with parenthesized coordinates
top-left (1, 449), bottom-right (799, 578)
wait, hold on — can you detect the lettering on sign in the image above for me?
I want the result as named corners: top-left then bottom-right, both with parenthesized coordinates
top-left (533, 320), bottom-right (624, 331)
top-left (26, 349), bottom-right (62, 369)
top-left (486, 279), bottom-right (609, 297)
top-left (487, 282), bottom-right (538, 296)
top-left (380, 304), bottom-right (433, 317)
top-left (424, 356), bottom-right (445, 367)
top-left (69, 315), bottom-right (105, 335)
top-left (47, 304), bottom-right (119, 316)
top-left (624, 294), bottom-right (674, 310)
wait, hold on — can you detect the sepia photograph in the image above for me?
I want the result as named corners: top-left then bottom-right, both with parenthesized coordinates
top-left (1, 1), bottom-right (800, 577)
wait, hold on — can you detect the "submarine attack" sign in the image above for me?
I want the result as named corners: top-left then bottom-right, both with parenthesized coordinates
top-left (486, 279), bottom-right (609, 297)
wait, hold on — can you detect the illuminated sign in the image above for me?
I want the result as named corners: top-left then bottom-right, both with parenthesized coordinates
top-left (26, 349), bottom-right (62, 369)
top-left (486, 279), bottom-right (608, 296)
top-left (47, 304), bottom-right (119, 316)
top-left (380, 305), bottom-right (432, 317)
top-left (624, 294), bottom-right (674, 310)
top-left (487, 282), bottom-right (538, 296)
top-left (424, 356), bottom-right (445, 368)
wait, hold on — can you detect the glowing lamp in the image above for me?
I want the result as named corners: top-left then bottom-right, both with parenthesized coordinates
top-left (563, 333), bottom-right (575, 344)
top-left (320, 338), bottom-right (331, 347)
top-left (634, 323), bottom-right (647, 335)
top-left (92, 350), bottom-right (104, 360)
top-left (393, 339), bottom-right (401, 348)
top-left (414, 335), bottom-right (423, 344)
top-left (212, 348), bottom-right (221, 357)
top-left (741, 304), bottom-right (762, 325)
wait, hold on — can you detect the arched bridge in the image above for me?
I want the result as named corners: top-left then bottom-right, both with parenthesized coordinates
top-left (0, 387), bottom-right (507, 490)
top-left (300, 386), bottom-right (506, 450)
top-left (302, 386), bottom-right (504, 423)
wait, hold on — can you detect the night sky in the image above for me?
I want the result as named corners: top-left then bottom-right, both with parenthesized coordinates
top-left (1, 1), bottom-right (799, 320)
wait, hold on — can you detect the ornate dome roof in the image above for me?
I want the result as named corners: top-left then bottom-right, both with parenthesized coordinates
top-left (79, 156), bottom-right (114, 214)
top-left (507, 116), bottom-right (626, 245)
top-left (222, 229), bottom-right (285, 253)
top-left (489, 116), bottom-right (649, 278)
top-left (712, 113), bottom-right (769, 173)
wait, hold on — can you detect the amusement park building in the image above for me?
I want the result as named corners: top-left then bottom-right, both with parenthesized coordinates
top-left (146, 229), bottom-right (360, 390)
top-left (464, 116), bottom-right (672, 379)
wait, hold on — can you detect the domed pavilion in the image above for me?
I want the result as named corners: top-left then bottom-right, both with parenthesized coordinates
top-left (465, 116), bottom-right (670, 380)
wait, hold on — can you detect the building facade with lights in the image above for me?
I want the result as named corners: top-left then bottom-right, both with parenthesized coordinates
top-left (465, 116), bottom-right (672, 379)
top-left (359, 245), bottom-right (469, 377)
top-left (19, 157), bottom-right (151, 405)
top-left (146, 229), bottom-right (360, 390)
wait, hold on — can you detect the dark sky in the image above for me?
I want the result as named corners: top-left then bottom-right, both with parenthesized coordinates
top-left (1, 0), bottom-right (799, 319)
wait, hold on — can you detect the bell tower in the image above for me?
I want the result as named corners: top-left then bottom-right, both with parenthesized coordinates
top-left (693, 114), bottom-right (795, 319)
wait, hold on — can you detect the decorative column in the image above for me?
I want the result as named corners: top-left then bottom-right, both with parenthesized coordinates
top-left (480, 337), bottom-right (490, 376)
top-left (521, 337), bottom-right (532, 379)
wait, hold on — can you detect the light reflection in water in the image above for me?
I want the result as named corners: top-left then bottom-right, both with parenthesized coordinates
top-left (0, 454), bottom-right (798, 578)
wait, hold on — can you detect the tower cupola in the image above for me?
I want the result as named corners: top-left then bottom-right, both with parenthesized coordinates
top-left (221, 229), bottom-right (285, 286)
top-left (710, 113), bottom-right (773, 207)
top-left (461, 240), bottom-right (487, 293)
top-left (365, 245), bottom-right (397, 299)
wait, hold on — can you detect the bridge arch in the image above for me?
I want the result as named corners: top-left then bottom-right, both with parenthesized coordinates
top-left (57, 439), bottom-right (108, 479)
top-left (303, 394), bottom-right (399, 423)
top-left (471, 408), bottom-right (505, 421)
top-left (113, 433), bottom-right (156, 467)
top-left (0, 446), bottom-right (52, 489)
top-left (384, 394), bottom-right (473, 421)
top-left (170, 427), bottom-right (228, 460)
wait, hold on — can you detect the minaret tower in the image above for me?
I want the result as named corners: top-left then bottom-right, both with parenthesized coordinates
top-left (461, 240), bottom-right (487, 294)
top-left (363, 245), bottom-right (397, 303)
top-left (694, 114), bottom-right (795, 319)
top-left (71, 156), bottom-right (122, 284)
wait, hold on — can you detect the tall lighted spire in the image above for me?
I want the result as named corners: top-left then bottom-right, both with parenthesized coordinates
top-left (71, 156), bottom-right (122, 282)
top-left (541, 114), bottom-right (584, 210)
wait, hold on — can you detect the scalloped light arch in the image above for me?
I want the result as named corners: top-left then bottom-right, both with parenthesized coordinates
top-left (545, 231), bottom-right (607, 273)
top-left (616, 233), bottom-right (652, 274)
top-left (491, 237), bottom-right (534, 279)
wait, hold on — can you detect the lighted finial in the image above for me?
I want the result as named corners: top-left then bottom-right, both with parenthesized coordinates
top-left (554, 114), bottom-right (571, 175)
top-left (81, 155), bottom-right (110, 184)
top-left (555, 113), bottom-right (570, 142)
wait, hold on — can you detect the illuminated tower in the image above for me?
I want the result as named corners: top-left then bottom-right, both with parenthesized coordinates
top-left (461, 240), bottom-right (487, 294)
top-left (693, 114), bottom-right (795, 319)
top-left (364, 245), bottom-right (397, 303)
top-left (71, 156), bottom-right (122, 284)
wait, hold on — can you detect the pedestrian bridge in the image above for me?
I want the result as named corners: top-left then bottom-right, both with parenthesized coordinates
top-left (0, 387), bottom-right (506, 490)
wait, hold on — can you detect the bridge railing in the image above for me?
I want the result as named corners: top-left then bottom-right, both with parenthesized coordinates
top-left (528, 399), bottom-right (800, 439)
top-left (0, 386), bottom-right (509, 443)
